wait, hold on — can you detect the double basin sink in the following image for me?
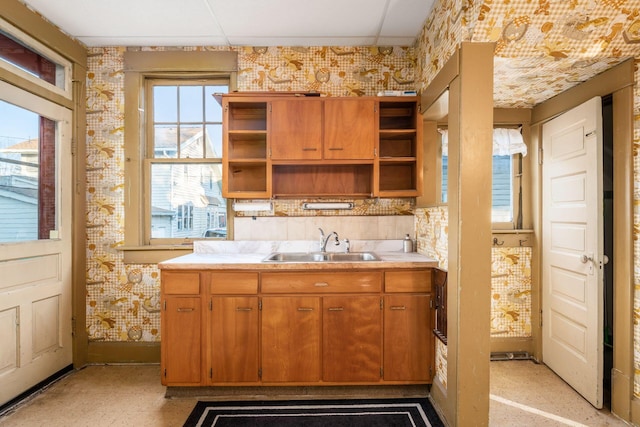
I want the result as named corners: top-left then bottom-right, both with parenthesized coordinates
top-left (262, 252), bottom-right (380, 263)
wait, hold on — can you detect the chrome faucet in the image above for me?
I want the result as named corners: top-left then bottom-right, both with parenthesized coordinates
top-left (318, 227), bottom-right (340, 252)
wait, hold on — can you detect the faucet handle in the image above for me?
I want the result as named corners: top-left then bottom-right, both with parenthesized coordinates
top-left (318, 227), bottom-right (325, 237)
top-left (343, 238), bottom-right (350, 253)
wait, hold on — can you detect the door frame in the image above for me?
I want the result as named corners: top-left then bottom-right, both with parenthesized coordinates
top-left (531, 59), bottom-right (634, 421)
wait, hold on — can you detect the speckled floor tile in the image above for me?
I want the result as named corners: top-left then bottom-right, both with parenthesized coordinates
top-left (0, 362), bottom-right (630, 426)
top-left (490, 360), bottom-right (627, 426)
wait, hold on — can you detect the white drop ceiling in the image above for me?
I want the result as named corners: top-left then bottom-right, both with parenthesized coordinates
top-left (19, 0), bottom-right (434, 47)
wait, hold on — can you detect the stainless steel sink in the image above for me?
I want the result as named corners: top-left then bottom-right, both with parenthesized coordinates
top-left (262, 252), bottom-right (380, 262)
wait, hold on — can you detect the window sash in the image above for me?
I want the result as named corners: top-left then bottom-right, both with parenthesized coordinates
top-left (0, 17), bottom-right (72, 99)
top-left (143, 76), bottom-right (229, 245)
top-left (441, 154), bottom-right (521, 228)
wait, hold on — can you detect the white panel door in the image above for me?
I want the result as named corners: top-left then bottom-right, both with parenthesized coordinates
top-left (542, 96), bottom-right (603, 408)
top-left (0, 81), bottom-right (73, 406)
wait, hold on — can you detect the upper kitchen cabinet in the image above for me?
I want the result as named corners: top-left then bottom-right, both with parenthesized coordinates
top-left (221, 93), bottom-right (421, 199)
top-left (270, 97), bottom-right (375, 161)
top-left (376, 99), bottom-right (422, 197)
top-left (222, 96), bottom-right (270, 198)
top-left (323, 98), bottom-right (376, 160)
top-left (270, 98), bottom-right (323, 161)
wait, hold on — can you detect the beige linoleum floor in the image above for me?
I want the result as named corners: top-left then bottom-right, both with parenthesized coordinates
top-left (0, 361), bottom-right (629, 426)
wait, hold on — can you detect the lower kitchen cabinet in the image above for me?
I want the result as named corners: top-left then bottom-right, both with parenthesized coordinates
top-left (160, 267), bottom-right (433, 386)
top-left (210, 296), bottom-right (259, 383)
top-left (161, 296), bottom-right (202, 385)
top-left (323, 296), bottom-right (382, 382)
top-left (261, 296), bottom-right (321, 382)
top-left (383, 294), bottom-right (432, 381)
top-left (161, 271), bottom-right (202, 386)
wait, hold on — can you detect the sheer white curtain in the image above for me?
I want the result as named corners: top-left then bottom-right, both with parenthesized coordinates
top-left (439, 128), bottom-right (527, 156)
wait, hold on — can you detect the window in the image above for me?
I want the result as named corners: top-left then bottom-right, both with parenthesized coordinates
top-left (0, 76), bottom-right (71, 243)
top-left (440, 128), bottom-right (526, 227)
top-left (0, 99), bottom-right (59, 242)
top-left (146, 79), bottom-right (228, 242)
top-left (123, 50), bottom-right (237, 258)
top-left (0, 18), bottom-right (72, 98)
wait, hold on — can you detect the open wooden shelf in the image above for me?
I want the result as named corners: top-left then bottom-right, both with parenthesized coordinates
top-left (272, 164), bottom-right (373, 198)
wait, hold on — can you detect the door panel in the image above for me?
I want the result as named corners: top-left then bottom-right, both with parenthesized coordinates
top-left (0, 81), bottom-right (73, 406)
top-left (542, 96), bottom-right (603, 408)
top-left (261, 296), bottom-right (321, 382)
top-left (323, 296), bottom-right (381, 382)
top-left (211, 297), bottom-right (259, 383)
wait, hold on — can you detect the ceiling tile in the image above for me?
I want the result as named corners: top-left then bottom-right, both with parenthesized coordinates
top-left (22, 0), bottom-right (223, 39)
top-left (79, 36), bottom-right (231, 48)
top-left (207, 0), bottom-right (388, 38)
top-left (379, 0), bottom-right (434, 37)
top-left (227, 36), bottom-right (378, 47)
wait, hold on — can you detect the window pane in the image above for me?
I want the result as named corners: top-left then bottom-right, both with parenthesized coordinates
top-left (0, 31), bottom-right (66, 90)
top-left (441, 154), bottom-right (515, 223)
top-left (180, 125), bottom-right (204, 159)
top-left (441, 155), bottom-right (448, 203)
top-left (153, 125), bottom-right (177, 158)
top-left (0, 100), bottom-right (57, 241)
top-left (205, 85), bottom-right (227, 122)
top-left (179, 86), bottom-right (203, 122)
top-left (153, 86), bottom-right (177, 122)
top-left (205, 124), bottom-right (223, 158)
top-left (150, 163), bottom-right (226, 239)
top-left (492, 155), bottom-right (513, 222)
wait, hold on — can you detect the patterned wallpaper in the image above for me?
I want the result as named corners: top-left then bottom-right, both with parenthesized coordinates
top-left (85, 46), bottom-right (420, 342)
top-left (491, 246), bottom-right (532, 338)
top-left (473, 0), bottom-right (637, 108)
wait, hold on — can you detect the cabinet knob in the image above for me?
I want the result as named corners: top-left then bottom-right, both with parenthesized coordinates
top-left (297, 307), bottom-right (314, 311)
top-left (314, 282), bottom-right (329, 287)
top-left (328, 307), bottom-right (344, 311)
top-left (236, 307), bottom-right (253, 312)
top-left (177, 307), bottom-right (195, 312)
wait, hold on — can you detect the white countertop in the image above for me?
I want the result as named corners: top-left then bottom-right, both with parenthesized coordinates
top-left (158, 240), bottom-right (437, 270)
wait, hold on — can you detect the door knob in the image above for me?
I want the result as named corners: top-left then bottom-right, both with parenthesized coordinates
top-left (580, 254), bottom-right (593, 264)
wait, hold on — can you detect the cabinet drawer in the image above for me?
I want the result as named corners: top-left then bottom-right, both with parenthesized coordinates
top-left (385, 270), bottom-right (431, 292)
top-left (210, 272), bottom-right (258, 294)
top-left (162, 271), bottom-right (200, 295)
top-left (262, 272), bottom-right (382, 293)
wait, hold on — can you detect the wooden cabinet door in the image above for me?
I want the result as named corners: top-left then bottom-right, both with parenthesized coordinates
top-left (270, 99), bottom-right (323, 160)
top-left (161, 296), bottom-right (202, 385)
top-left (323, 296), bottom-right (381, 382)
top-left (210, 296), bottom-right (259, 383)
top-left (261, 296), bottom-right (321, 382)
top-left (324, 99), bottom-right (376, 160)
top-left (383, 295), bottom-right (432, 381)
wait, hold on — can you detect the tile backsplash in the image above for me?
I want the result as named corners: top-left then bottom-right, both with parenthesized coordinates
top-left (233, 215), bottom-right (414, 241)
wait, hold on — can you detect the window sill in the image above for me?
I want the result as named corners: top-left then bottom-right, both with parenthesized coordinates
top-left (491, 229), bottom-right (534, 234)
top-left (118, 245), bottom-right (193, 264)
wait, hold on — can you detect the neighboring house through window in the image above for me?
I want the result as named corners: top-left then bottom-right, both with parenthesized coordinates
top-left (147, 79), bottom-right (227, 240)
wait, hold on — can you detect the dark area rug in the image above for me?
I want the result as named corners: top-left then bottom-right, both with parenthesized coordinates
top-left (184, 397), bottom-right (444, 427)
